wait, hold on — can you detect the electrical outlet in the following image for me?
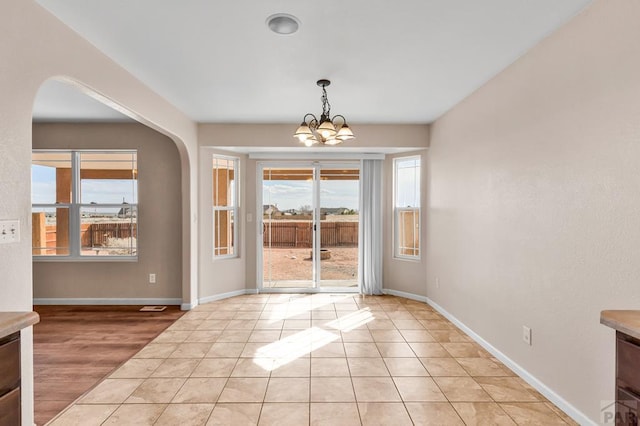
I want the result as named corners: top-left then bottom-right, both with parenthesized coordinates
top-left (149, 273), bottom-right (156, 284)
top-left (523, 325), bottom-right (532, 345)
top-left (435, 277), bottom-right (440, 289)
top-left (247, 213), bottom-right (253, 222)
top-left (0, 220), bottom-right (20, 244)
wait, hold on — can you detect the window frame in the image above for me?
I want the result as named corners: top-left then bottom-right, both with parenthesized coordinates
top-left (212, 154), bottom-right (240, 260)
top-left (393, 155), bottom-right (421, 261)
top-left (32, 149), bottom-right (138, 262)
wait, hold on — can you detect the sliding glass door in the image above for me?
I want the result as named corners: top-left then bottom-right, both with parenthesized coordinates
top-left (262, 167), bottom-right (314, 288)
top-left (259, 163), bottom-right (360, 291)
top-left (318, 168), bottom-right (359, 288)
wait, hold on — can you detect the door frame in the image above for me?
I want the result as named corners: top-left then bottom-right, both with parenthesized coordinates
top-left (256, 160), bottom-right (361, 293)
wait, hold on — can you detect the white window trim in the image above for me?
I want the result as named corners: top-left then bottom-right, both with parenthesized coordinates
top-left (32, 149), bottom-right (138, 262)
top-left (212, 154), bottom-right (240, 260)
top-left (394, 207), bottom-right (421, 260)
top-left (393, 155), bottom-right (421, 261)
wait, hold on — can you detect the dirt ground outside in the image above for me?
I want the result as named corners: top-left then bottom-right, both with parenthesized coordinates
top-left (262, 247), bottom-right (358, 287)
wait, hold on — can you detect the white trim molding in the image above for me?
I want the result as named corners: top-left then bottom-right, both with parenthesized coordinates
top-left (249, 152), bottom-right (385, 160)
top-left (198, 289), bottom-right (249, 305)
top-left (426, 297), bottom-right (594, 426)
top-left (258, 288), bottom-right (358, 294)
top-left (181, 302), bottom-right (197, 311)
top-left (33, 298), bottom-right (182, 306)
top-left (382, 288), bottom-right (428, 303)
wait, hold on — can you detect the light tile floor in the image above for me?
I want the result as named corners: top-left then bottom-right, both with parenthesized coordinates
top-left (48, 294), bottom-right (577, 425)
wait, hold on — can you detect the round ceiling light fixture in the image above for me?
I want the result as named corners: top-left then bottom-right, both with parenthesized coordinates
top-left (266, 13), bottom-right (300, 35)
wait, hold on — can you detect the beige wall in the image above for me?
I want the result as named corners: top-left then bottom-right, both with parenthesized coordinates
top-left (199, 147), bottom-right (248, 300)
top-left (32, 123), bottom-right (182, 300)
top-left (198, 123), bottom-right (429, 151)
top-left (383, 150), bottom-right (429, 298)
top-left (198, 123), bottom-right (429, 294)
top-left (427, 0), bottom-right (640, 422)
top-left (1, 1), bottom-right (198, 422)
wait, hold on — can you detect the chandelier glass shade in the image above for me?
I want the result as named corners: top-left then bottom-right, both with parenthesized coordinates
top-left (294, 79), bottom-right (355, 146)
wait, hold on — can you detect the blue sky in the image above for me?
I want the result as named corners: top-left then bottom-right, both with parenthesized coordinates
top-left (396, 159), bottom-right (421, 208)
top-left (32, 164), bottom-right (361, 211)
top-left (263, 180), bottom-right (359, 211)
top-left (32, 165), bottom-right (137, 205)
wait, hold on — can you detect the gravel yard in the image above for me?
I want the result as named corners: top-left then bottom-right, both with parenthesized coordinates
top-left (262, 247), bottom-right (358, 287)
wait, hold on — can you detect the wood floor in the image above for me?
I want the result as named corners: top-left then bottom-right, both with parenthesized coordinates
top-left (33, 305), bottom-right (184, 426)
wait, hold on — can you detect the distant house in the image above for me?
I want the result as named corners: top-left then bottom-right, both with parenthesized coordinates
top-left (321, 207), bottom-right (349, 216)
top-left (263, 204), bottom-right (279, 216)
top-left (117, 204), bottom-right (135, 218)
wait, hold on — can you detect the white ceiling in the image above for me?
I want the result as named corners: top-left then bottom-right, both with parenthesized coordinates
top-left (33, 0), bottom-right (592, 124)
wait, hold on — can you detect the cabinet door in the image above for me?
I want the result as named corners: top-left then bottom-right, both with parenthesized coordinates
top-left (618, 336), bottom-right (640, 392)
top-left (0, 334), bottom-right (20, 395)
top-left (0, 387), bottom-right (21, 426)
top-left (617, 388), bottom-right (639, 426)
top-left (615, 403), bottom-right (637, 426)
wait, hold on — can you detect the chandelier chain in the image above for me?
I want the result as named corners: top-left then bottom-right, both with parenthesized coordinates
top-left (321, 85), bottom-right (331, 120)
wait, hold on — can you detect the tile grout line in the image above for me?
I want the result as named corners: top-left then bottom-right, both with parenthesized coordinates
top-left (53, 293), bottom-right (574, 425)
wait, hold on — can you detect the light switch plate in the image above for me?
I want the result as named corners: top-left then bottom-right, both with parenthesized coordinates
top-left (0, 220), bottom-right (20, 244)
top-left (523, 325), bottom-right (532, 345)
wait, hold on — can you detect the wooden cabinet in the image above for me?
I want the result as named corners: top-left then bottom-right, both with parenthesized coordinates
top-left (0, 332), bottom-right (20, 426)
top-left (616, 331), bottom-right (640, 426)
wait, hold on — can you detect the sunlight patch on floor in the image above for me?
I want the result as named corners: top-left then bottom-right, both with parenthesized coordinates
top-left (264, 293), bottom-right (354, 322)
top-left (325, 308), bottom-right (374, 332)
top-left (253, 327), bottom-right (339, 371)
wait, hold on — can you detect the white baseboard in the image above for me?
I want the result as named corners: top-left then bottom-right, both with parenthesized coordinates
top-left (33, 298), bottom-right (182, 306)
top-left (426, 297), bottom-right (594, 426)
top-left (382, 288), bottom-right (428, 303)
top-left (181, 302), bottom-right (197, 311)
top-left (198, 289), bottom-right (249, 305)
top-left (174, 289), bottom-right (257, 310)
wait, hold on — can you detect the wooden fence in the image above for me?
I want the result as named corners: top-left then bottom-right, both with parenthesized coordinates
top-left (35, 216), bottom-right (353, 254)
top-left (83, 222), bottom-right (137, 247)
top-left (38, 221), bottom-right (136, 252)
top-left (263, 221), bottom-right (358, 248)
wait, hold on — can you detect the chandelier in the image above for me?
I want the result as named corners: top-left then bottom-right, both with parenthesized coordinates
top-left (294, 79), bottom-right (355, 147)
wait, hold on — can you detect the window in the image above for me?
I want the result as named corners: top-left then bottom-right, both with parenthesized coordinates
top-left (394, 156), bottom-right (420, 259)
top-left (212, 156), bottom-right (238, 258)
top-left (32, 150), bottom-right (138, 259)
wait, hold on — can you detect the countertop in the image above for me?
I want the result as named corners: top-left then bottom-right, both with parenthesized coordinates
top-left (0, 311), bottom-right (40, 339)
top-left (601, 310), bottom-right (640, 340)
